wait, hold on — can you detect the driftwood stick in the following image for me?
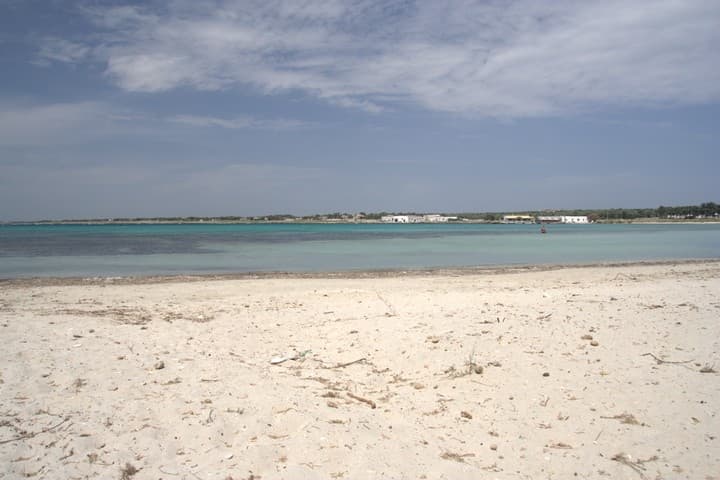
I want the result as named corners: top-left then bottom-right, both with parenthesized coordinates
top-left (641, 352), bottom-right (693, 365)
top-left (0, 418), bottom-right (70, 445)
top-left (611, 453), bottom-right (658, 479)
top-left (332, 358), bottom-right (367, 369)
top-left (347, 392), bottom-right (377, 409)
top-left (612, 454), bottom-right (647, 478)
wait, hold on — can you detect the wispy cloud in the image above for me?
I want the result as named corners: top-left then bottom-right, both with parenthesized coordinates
top-left (0, 102), bottom-right (108, 146)
top-left (168, 114), bottom-right (314, 130)
top-left (39, 0), bottom-right (720, 117)
top-left (0, 100), bottom-right (313, 150)
top-left (35, 38), bottom-right (91, 64)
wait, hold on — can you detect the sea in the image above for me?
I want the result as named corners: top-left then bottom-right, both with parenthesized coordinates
top-left (1, 222), bottom-right (719, 278)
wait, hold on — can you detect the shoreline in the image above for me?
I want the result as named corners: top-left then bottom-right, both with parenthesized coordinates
top-left (3, 219), bottom-right (720, 225)
top-left (9, 220), bottom-right (486, 225)
top-left (2, 257), bottom-right (719, 287)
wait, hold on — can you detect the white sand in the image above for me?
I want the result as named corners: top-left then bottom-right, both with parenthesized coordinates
top-left (1, 262), bottom-right (719, 479)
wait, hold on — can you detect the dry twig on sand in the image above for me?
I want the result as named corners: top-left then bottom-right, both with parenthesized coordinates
top-left (546, 442), bottom-right (572, 449)
top-left (347, 392), bottom-right (376, 409)
top-left (610, 453), bottom-right (658, 479)
top-left (0, 417), bottom-right (70, 445)
top-left (440, 452), bottom-right (475, 463)
top-left (600, 413), bottom-right (644, 426)
top-left (641, 352), bottom-right (693, 365)
top-left (330, 358), bottom-right (367, 369)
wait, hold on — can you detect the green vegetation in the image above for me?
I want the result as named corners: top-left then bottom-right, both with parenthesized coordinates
top-left (449, 202), bottom-right (719, 222)
top-left (13, 202), bottom-right (719, 225)
top-left (656, 202), bottom-right (719, 219)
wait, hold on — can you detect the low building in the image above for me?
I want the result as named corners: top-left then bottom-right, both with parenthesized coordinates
top-left (537, 215), bottom-right (589, 224)
top-left (381, 215), bottom-right (423, 223)
top-left (537, 216), bottom-right (563, 224)
top-left (424, 214), bottom-right (458, 223)
top-left (381, 214), bottom-right (457, 223)
top-left (561, 216), bottom-right (589, 224)
top-left (503, 215), bottom-right (535, 223)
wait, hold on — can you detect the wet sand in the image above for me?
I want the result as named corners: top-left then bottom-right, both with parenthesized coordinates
top-left (1, 261), bottom-right (719, 479)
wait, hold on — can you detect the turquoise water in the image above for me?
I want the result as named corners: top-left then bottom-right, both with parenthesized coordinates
top-left (1, 223), bottom-right (719, 278)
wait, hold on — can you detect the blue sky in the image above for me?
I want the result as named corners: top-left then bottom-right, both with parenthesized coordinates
top-left (1, 0), bottom-right (718, 220)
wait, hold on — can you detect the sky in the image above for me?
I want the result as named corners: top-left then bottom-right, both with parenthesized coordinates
top-left (0, 0), bottom-right (719, 221)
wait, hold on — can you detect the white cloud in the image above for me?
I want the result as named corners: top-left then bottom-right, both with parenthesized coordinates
top-left (46, 0), bottom-right (720, 117)
top-left (36, 38), bottom-right (91, 64)
top-left (175, 162), bottom-right (329, 192)
top-left (0, 102), bottom-right (108, 146)
top-left (0, 100), bottom-right (312, 150)
top-left (168, 114), bottom-right (313, 130)
top-left (321, 97), bottom-right (385, 113)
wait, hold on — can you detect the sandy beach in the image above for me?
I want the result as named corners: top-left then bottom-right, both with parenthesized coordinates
top-left (1, 261), bottom-right (719, 479)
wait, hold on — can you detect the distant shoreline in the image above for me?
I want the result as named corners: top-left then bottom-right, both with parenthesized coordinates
top-left (3, 218), bottom-right (720, 226)
top-left (3, 258), bottom-right (719, 287)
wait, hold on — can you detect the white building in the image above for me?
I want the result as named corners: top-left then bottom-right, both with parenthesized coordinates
top-left (381, 215), bottom-right (422, 223)
top-left (503, 215), bottom-right (535, 223)
top-left (561, 216), bottom-right (589, 224)
top-left (537, 215), bottom-right (589, 224)
top-left (381, 214), bottom-right (456, 223)
top-left (424, 214), bottom-right (457, 223)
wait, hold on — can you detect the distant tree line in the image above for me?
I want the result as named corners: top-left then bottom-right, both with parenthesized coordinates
top-left (28, 202), bottom-right (718, 224)
top-left (656, 202), bottom-right (719, 218)
top-left (447, 202), bottom-right (719, 221)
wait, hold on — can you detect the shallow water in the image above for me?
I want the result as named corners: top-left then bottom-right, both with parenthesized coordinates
top-left (1, 223), bottom-right (719, 277)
